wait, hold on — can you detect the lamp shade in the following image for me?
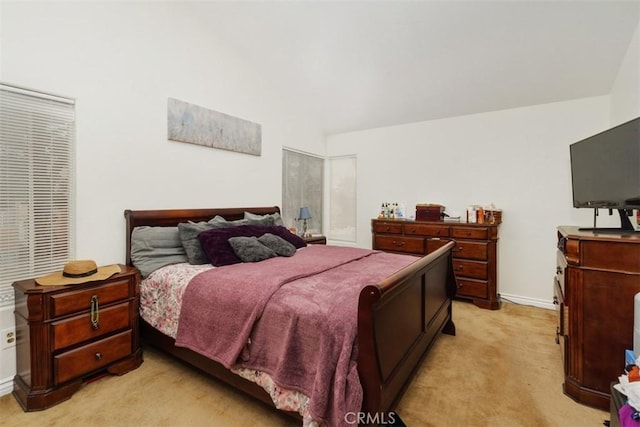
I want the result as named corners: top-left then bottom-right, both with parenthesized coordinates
top-left (298, 207), bottom-right (312, 220)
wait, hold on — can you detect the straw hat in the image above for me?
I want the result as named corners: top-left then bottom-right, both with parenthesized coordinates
top-left (35, 260), bottom-right (121, 286)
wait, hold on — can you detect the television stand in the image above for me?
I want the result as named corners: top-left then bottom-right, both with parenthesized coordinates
top-left (579, 208), bottom-right (639, 234)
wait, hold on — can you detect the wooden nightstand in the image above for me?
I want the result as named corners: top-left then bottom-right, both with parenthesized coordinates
top-left (12, 264), bottom-right (143, 411)
top-left (304, 235), bottom-right (327, 245)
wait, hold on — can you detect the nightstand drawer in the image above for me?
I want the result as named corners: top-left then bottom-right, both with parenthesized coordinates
top-left (451, 227), bottom-right (489, 240)
top-left (52, 302), bottom-right (132, 351)
top-left (452, 241), bottom-right (488, 260)
top-left (51, 279), bottom-right (132, 317)
top-left (374, 235), bottom-right (424, 254)
top-left (54, 330), bottom-right (132, 384)
top-left (452, 260), bottom-right (487, 280)
top-left (456, 279), bottom-right (488, 299)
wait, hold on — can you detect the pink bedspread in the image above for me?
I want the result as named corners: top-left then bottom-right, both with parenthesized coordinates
top-left (175, 245), bottom-right (417, 426)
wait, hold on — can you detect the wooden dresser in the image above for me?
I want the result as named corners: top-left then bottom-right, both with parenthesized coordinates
top-left (12, 265), bottom-right (143, 411)
top-left (555, 227), bottom-right (640, 410)
top-left (371, 218), bottom-right (500, 309)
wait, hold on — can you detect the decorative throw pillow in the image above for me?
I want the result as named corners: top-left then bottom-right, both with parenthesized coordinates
top-left (228, 236), bottom-right (277, 263)
top-left (178, 221), bottom-right (232, 264)
top-left (131, 226), bottom-right (188, 277)
top-left (257, 233), bottom-right (296, 257)
top-left (198, 225), bottom-right (307, 267)
top-left (244, 211), bottom-right (284, 226)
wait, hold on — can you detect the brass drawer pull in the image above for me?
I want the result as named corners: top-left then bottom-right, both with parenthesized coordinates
top-left (454, 246), bottom-right (464, 252)
top-left (90, 295), bottom-right (99, 330)
top-left (95, 352), bottom-right (103, 361)
top-left (392, 240), bottom-right (405, 247)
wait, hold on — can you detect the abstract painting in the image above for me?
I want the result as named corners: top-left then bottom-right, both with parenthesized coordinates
top-left (167, 98), bottom-right (261, 156)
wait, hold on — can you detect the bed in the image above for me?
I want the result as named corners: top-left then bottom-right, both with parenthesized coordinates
top-left (124, 206), bottom-right (457, 425)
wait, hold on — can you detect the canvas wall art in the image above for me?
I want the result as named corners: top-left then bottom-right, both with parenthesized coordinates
top-left (167, 98), bottom-right (261, 156)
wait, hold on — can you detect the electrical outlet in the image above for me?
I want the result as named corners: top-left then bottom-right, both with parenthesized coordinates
top-left (1, 328), bottom-right (16, 350)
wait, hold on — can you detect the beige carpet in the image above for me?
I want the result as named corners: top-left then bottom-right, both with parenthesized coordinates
top-left (0, 301), bottom-right (608, 426)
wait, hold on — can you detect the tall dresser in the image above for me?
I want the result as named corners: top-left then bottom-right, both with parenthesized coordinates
top-left (371, 218), bottom-right (500, 309)
top-left (555, 226), bottom-right (640, 410)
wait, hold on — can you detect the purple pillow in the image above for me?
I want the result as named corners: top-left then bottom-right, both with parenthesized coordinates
top-left (198, 225), bottom-right (306, 267)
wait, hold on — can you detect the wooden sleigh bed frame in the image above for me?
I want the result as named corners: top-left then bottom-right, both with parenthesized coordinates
top-left (124, 206), bottom-right (457, 421)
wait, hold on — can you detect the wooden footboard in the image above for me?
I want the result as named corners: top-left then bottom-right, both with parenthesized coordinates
top-left (358, 241), bottom-right (456, 415)
top-left (124, 207), bottom-right (456, 423)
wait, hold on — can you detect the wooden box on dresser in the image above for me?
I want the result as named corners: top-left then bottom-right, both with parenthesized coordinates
top-left (555, 226), bottom-right (640, 410)
top-left (371, 218), bottom-right (500, 309)
top-left (12, 265), bottom-right (143, 411)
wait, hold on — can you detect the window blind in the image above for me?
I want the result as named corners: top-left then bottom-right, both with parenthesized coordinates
top-left (282, 149), bottom-right (323, 233)
top-left (328, 155), bottom-right (357, 242)
top-left (0, 84), bottom-right (75, 307)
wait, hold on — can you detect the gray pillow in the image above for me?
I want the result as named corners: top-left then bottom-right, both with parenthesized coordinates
top-left (207, 215), bottom-right (231, 225)
top-left (244, 211), bottom-right (284, 226)
top-left (228, 236), bottom-right (277, 263)
top-left (131, 226), bottom-right (188, 277)
top-left (257, 233), bottom-right (296, 257)
top-left (211, 214), bottom-right (277, 227)
top-left (179, 215), bottom-right (277, 265)
top-left (178, 222), bottom-right (229, 264)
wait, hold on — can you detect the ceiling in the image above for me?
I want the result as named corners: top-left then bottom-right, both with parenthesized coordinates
top-left (188, 1), bottom-right (640, 135)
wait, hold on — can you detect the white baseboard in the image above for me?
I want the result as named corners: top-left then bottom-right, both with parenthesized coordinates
top-left (0, 376), bottom-right (13, 397)
top-left (499, 293), bottom-right (555, 311)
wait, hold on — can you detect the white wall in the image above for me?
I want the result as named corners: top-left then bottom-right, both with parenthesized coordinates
top-left (0, 306), bottom-right (16, 396)
top-left (0, 2), bottom-right (324, 395)
top-left (610, 21), bottom-right (640, 125)
top-left (326, 96), bottom-right (614, 307)
top-left (1, 2), bottom-right (325, 267)
top-left (324, 17), bottom-right (640, 307)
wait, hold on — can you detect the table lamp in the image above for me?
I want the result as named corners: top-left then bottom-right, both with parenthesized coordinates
top-left (298, 207), bottom-right (311, 237)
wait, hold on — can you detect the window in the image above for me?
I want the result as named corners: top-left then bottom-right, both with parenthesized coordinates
top-left (282, 149), bottom-right (323, 234)
top-left (0, 84), bottom-right (75, 307)
top-left (328, 155), bottom-right (357, 242)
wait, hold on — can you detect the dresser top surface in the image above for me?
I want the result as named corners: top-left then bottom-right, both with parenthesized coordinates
top-left (558, 226), bottom-right (640, 243)
top-left (372, 218), bottom-right (500, 227)
top-left (13, 264), bottom-right (138, 294)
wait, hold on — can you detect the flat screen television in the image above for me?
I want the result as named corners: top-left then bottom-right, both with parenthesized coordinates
top-left (569, 117), bottom-right (640, 233)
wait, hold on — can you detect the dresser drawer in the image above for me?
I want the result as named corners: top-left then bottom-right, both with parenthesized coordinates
top-left (452, 259), bottom-right (487, 280)
top-left (373, 222), bottom-right (403, 234)
top-left (50, 279), bottom-right (132, 318)
top-left (54, 330), bottom-right (132, 384)
top-left (452, 241), bottom-right (488, 261)
top-left (426, 238), bottom-right (452, 254)
top-left (52, 302), bottom-right (132, 351)
top-left (374, 235), bottom-right (424, 254)
top-left (404, 223), bottom-right (450, 237)
top-left (451, 227), bottom-right (489, 240)
top-left (456, 279), bottom-right (488, 299)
